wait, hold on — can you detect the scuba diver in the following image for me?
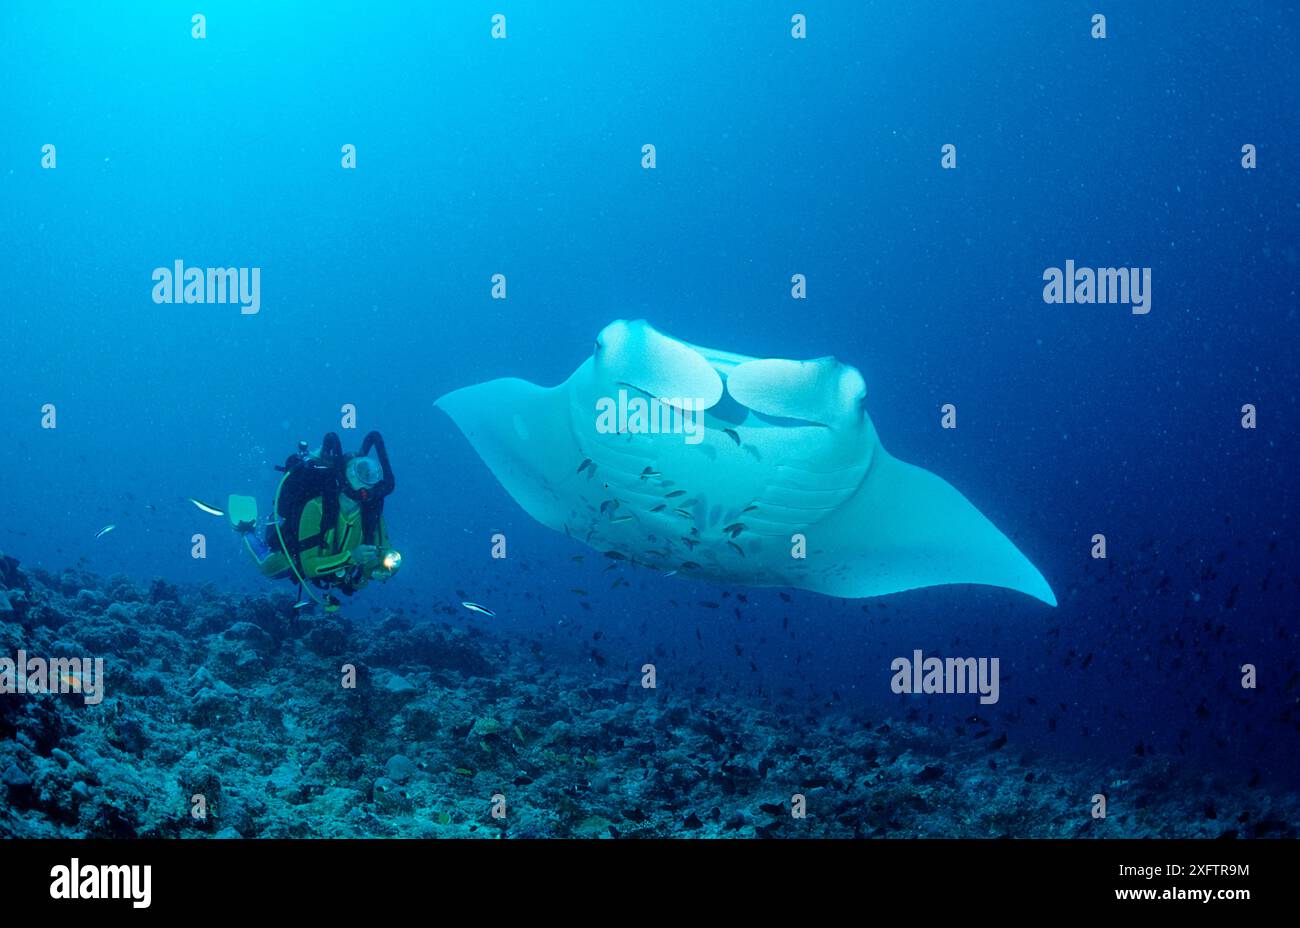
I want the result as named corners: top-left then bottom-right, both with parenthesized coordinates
top-left (228, 431), bottom-right (401, 612)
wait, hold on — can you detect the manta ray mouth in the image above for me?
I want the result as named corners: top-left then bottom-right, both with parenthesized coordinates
top-left (748, 411), bottom-right (831, 429)
top-left (615, 382), bottom-right (701, 412)
top-left (618, 381), bottom-right (831, 430)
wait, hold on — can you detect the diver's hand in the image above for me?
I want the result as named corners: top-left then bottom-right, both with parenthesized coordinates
top-left (351, 545), bottom-right (382, 570)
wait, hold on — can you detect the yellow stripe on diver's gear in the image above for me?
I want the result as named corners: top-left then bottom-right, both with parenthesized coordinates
top-left (313, 552), bottom-right (351, 573)
top-left (272, 468), bottom-right (330, 609)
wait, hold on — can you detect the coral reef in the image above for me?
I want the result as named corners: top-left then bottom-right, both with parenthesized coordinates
top-left (1, 556), bottom-right (1294, 838)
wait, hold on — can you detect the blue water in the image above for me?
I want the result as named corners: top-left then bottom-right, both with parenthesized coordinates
top-left (2, 1), bottom-right (1297, 790)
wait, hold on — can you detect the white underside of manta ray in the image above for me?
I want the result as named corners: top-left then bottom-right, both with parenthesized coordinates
top-left (436, 319), bottom-right (1057, 606)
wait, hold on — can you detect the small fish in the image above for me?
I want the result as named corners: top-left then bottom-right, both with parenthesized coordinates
top-left (681, 561), bottom-right (701, 570)
top-left (662, 570), bottom-right (678, 577)
top-left (602, 550), bottom-right (627, 561)
top-left (609, 516), bottom-right (633, 524)
top-left (570, 588), bottom-right (589, 597)
top-left (664, 490), bottom-right (686, 498)
top-left (650, 504), bottom-right (667, 513)
top-left (640, 467), bottom-right (661, 480)
top-left (94, 524), bottom-right (116, 539)
top-left (722, 428), bottom-right (740, 446)
top-left (723, 522), bottom-right (746, 537)
top-left (577, 458), bottom-right (593, 474)
top-left (293, 599), bottom-right (313, 610)
top-left (674, 508), bottom-right (693, 519)
top-left (600, 499), bottom-right (619, 515)
top-left (727, 541), bottom-right (745, 558)
top-left (461, 601), bottom-right (496, 617)
top-left (742, 504), bottom-right (758, 513)
top-left (188, 497), bottom-right (225, 517)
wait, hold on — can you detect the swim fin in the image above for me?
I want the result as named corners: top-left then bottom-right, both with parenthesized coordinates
top-left (228, 494), bottom-right (258, 534)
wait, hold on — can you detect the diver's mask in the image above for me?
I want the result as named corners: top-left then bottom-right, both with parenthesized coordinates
top-left (345, 452), bottom-right (384, 494)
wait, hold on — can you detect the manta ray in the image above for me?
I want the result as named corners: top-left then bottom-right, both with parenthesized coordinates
top-left (436, 320), bottom-right (1056, 606)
